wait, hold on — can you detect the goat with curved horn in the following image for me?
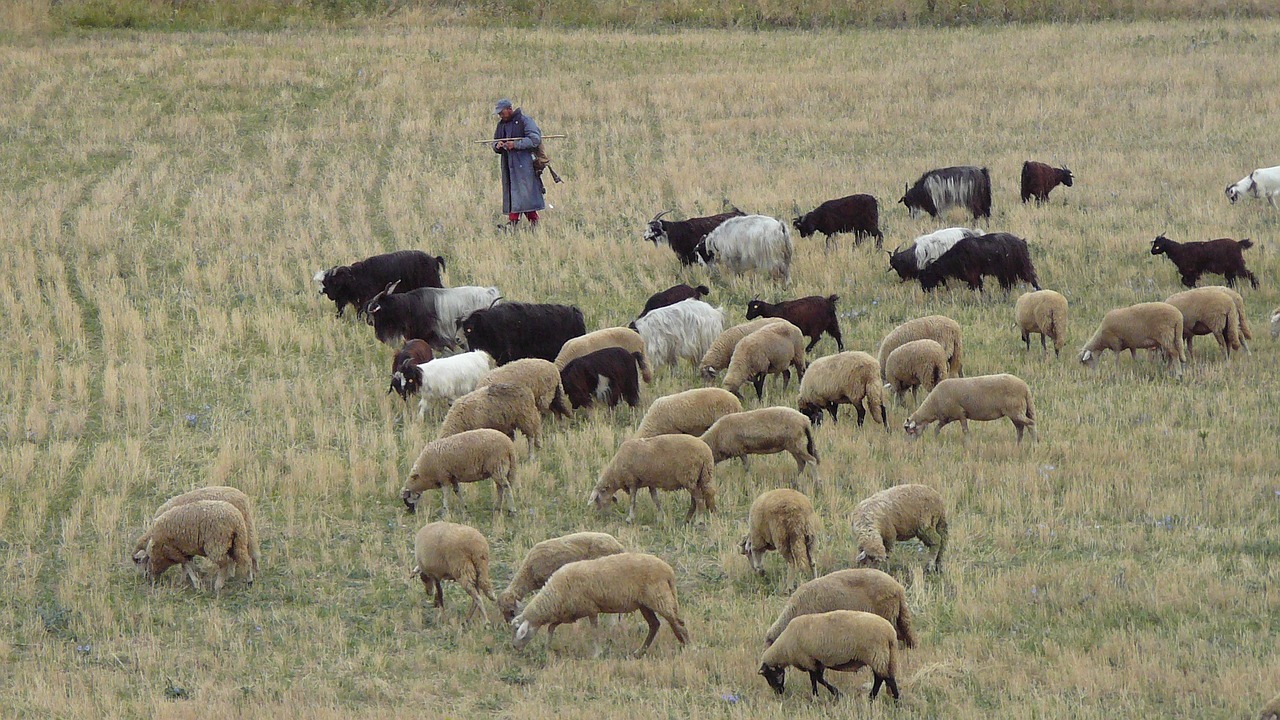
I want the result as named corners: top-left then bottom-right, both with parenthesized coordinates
top-left (651, 209), bottom-right (673, 223)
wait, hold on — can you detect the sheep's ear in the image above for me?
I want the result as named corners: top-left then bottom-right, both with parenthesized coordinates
top-left (515, 620), bottom-right (531, 640)
top-left (856, 550), bottom-right (868, 563)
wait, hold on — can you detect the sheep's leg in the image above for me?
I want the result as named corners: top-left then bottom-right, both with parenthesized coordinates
top-left (752, 375), bottom-right (765, 400)
top-left (1021, 329), bottom-right (1030, 351)
top-left (1039, 334), bottom-right (1047, 353)
top-left (684, 491), bottom-right (697, 523)
top-left (634, 607), bottom-right (662, 658)
top-left (183, 562), bottom-right (202, 590)
top-left (882, 675), bottom-right (901, 700)
top-left (854, 404), bottom-right (866, 427)
top-left (649, 487), bottom-right (664, 522)
top-left (1013, 420), bottom-right (1025, 444)
top-left (451, 481), bottom-right (466, 512)
top-left (463, 584), bottom-right (490, 625)
top-left (827, 404), bottom-right (839, 423)
top-left (626, 490), bottom-right (639, 523)
top-left (739, 455), bottom-right (752, 471)
top-left (780, 369), bottom-right (791, 391)
top-left (211, 563), bottom-right (228, 595)
top-left (433, 579), bottom-right (446, 608)
top-left (869, 673), bottom-right (886, 700)
top-left (810, 665), bottom-right (840, 699)
top-left (959, 418), bottom-right (970, 434)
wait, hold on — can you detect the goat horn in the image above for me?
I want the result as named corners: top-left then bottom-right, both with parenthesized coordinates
top-left (651, 209), bottom-right (673, 222)
top-left (486, 296), bottom-right (503, 310)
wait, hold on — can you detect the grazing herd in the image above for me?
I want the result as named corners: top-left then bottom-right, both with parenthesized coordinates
top-left (135, 156), bottom-right (1274, 709)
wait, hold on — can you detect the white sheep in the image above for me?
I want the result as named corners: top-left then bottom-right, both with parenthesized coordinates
top-left (696, 214), bottom-right (794, 283)
top-left (630, 299), bottom-right (725, 369)
top-left (553, 327), bottom-right (654, 384)
top-left (588, 434), bottom-right (717, 523)
top-left (758, 609), bottom-right (901, 701)
top-left (851, 484), bottom-right (948, 572)
top-left (143, 500), bottom-right (253, 593)
top-left (475, 358), bottom-right (570, 417)
top-left (722, 321), bottom-right (807, 400)
top-left (764, 569), bottom-right (915, 649)
top-left (796, 351), bottom-right (887, 429)
top-left (438, 383), bottom-right (542, 450)
top-left (511, 552), bottom-right (690, 657)
top-left (401, 429), bottom-right (518, 515)
top-left (497, 532), bottom-right (627, 623)
top-left (1014, 289), bottom-right (1069, 357)
top-left (412, 521), bottom-right (495, 624)
top-left (404, 350), bottom-right (495, 419)
top-left (634, 387), bottom-right (742, 438)
top-left (905, 373), bottom-right (1038, 443)
top-left (912, 226), bottom-right (983, 268)
top-left (700, 406), bottom-right (819, 478)
top-left (1225, 165), bottom-right (1280, 207)
top-left (876, 315), bottom-right (963, 380)
top-left (884, 339), bottom-right (948, 407)
top-left (1164, 287), bottom-right (1242, 360)
top-left (698, 317), bottom-right (786, 381)
top-left (1078, 301), bottom-right (1185, 376)
top-left (740, 489), bottom-right (819, 587)
top-left (133, 485), bottom-right (259, 579)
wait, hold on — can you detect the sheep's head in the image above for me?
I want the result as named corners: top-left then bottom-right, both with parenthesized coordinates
top-left (797, 400), bottom-right (823, 427)
top-left (903, 419), bottom-right (924, 440)
top-left (511, 617), bottom-right (535, 650)
top-left (498, 596), bottom-right (522, 624)
top-left (400, 488), bottom-right (422, 513)
top-left (856, 547), bottom-right (888, 567)
top-left (759, 663), bottom-right (787, 695)
top-left (1078, 348), bottom-right (1099, 368)
top-left (132, 547), bottom-right (150, 573)
top-left (587, 487), bottom-right (616, 512)
top-left (698, 364), bottom-right (718, 383)
top-left (737, 536), bottom-right (752, 557)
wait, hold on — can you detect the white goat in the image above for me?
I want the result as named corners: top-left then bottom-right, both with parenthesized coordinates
top-left (401, 351), bottom-right (495, 418)
top-left (695, 215), bottom-right (794, 283)
top-left (1226, 166), bottom-right (1280, 208)
top-left (630, 299), bottom-right (725, 369)
top-left (913, 227), bottom-right (983, 269)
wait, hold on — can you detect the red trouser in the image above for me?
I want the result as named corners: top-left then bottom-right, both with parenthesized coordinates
top-left (508, 211), bottom-right (539, 224)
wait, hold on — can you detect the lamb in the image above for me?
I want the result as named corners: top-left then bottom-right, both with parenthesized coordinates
top-left (143, 500), bottom-right (253, 593)
top-left (887, 226), bottom-right (982, 282)
top-left (764, 569), bottom-right (915, 650)
top-left (1260, 691), bottom-right (1280, 720)
top-left (1225, 165), bottom-right (1280, 207)
top-left (876, 315), bottom-right (963, 380)
top-left (397, 351), bottom-right (494, 418)
top-left (634, 387), bottom-right (743, 439)
top-left (475, 358), bottom-right (571, 418)
top-left (388, 339), bottom-right (434, 399)
top-left (412, 521), bottom-right (495, 623)
top-left (553, 327), bottom-right (653, 384)
top-left (740, 489), bottom-right (819, 587)
top-left (1078, 301), bottom-right (1186, 376)
top-left (1150, 234), bottom-right (1259, 289)
top-left (637, 283), bottom-right (710, 320)
top-left (698, 318), bottom-right (786, 381)
top-left (438, 383), bottom-right (542, 450)
top-left (588, 434), bottom-right (717, 523)
top-left (132, 485), bottom-right (260, 579)
top-left (796, 351), bottom-right (887, 429)
top-left (511, 552), bottom-right (690, 657)
top-left (400, 429), bottom-right (518, 515)
top-left (721, 321), bottom-right (807, 400)
top-left (884, 339), bottom-right (948, 407)
top-left (700, 407), bottom-right (819, 478)
top-left (630, 299), bottom-right (725, 369)
top-left (905, 374), bottom-right (1038, 443)
top-left (758, 610), bottom-right (901, 701)
top-left (497, 532), bottom-right (627, 623)
top-left (1014, 289), bottom-right (1069, 357)
top-left (851, 483), bottom-right (948, 573)
top-left (744, 295), bottom-right (843, 352)
top-left (693, 214), bottom-right (794, 283)
top-left (1164, 287), bottom-right (1243, 360)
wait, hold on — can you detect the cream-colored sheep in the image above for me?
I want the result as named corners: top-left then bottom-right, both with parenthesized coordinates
top-left (700, 406), bottom-right (819, 478)
top-left (439, 383), bottom-right (542, 450)
top-left (1014, 289), bottom-right (1068, 357)
top-left (1260, 691), bottom-right (1280, 720)
top-left (1165, 287), bottom-right (1241, 360)
top-left (876, 315), bottom-right (963, 380)
top-left (133, 485), bottom-right (259, 578)
top-left (699, 318), bottom-right (787, 381)
top-left (498, 532), bottom-right (627, 622)
top-left (588, 434), bottom-right (717, 523)
top-left (1078, 301), bottom-right (1185, 376)
top-left (401, 429), bottom-right (518, 515)
top-left (553, 327), bottom-right (654, 385)
top-left (144, 500), bottom-right (253, 593)
top-left (1199, 285), bottom-right (1251, 352)
top-left (634, 387), bottom-right (743, 438)
top-left (905, 374), bottom-right (1038, 443)
top-left (740, 489), bottom-right (819, 587)
top-left (721, 321), bottom-right (807, 400)
top-left (764, 569), bottom-right (915, 649)
top-left (884, 339), bottom-right (948, 408)
top-left (511, 552), bottom-right (690, 657)
top-left (758, 610), bottom-right (901, 701)
top-left (796, 351), bottom-right (887, 429)
top-left (412, 521), bottom-right (495, 624)
top-left (476, 358), bottom-right (571, 417)
top-left (851, 484), bottom-right (947, 573)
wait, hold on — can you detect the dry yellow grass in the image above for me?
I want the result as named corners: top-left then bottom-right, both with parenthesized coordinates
top-left (1, 20), bottom-right (1279, 719)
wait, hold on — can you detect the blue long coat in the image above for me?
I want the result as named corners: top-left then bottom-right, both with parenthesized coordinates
top-left (494, 109), bottom-right (546, 214)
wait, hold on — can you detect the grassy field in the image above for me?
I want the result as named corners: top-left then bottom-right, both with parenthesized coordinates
top-left (1, 18), bottom-right (1279, 720)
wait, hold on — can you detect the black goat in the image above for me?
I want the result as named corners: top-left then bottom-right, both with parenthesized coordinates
top-left (1150, 235), bottom-right (1258, 289)
top-left (643, 208), bottom-right (745, 265)
top-left (917, 233), bottom-right (1040, 292)
top-left (314, 250), bottom-right (445, 318)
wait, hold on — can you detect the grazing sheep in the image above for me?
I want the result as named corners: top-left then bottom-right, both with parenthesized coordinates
top-left (876, 315), bottom-right (964, 380)
top-left (133, 485), bottom-right (259, 579)
top-left (1015, 290), bottom-right (1069, 357)
top-left (144, 500), bottom-right (253, 593)
top-left (498, 532), bottom-right (627, 623)
top-left (511, 552), bottom-right (690, 657)
top-left (637, 284), bottom-right (710, 320)
top-left (630, 299), bottom-right (725, 369)
top-left (400, 429), bottom-right (518, 515)
top-left (1079, 301), bottom-right (1186, 376)
top-left (884, 339), bottom-right (948, 407)
top-left (1164, 287), bottom-right (1242, 360)
top-left (745, 295), bottom-right (843, 352)
top-left (1150, 234), bottom-right (1259, 289)
top-left (764, 569), bottom-right (915, 649)
top-left (1260, 691), bottom-right (1280, 720)
top-left (413, 521), bottom-right (495, 623)
top-left (887, 227), bottom-right (983, 282)
top-left (698, 318), bottom-right (786, 381)
top-left (851, 484), bottom-right (948, 573)
top-left (634, 387), bottom-right (743, 438)
top-left (559, 348), bottom-right (644, 410)
top-left (476, 358), bottom-right (571, 418)
top-left (400, 351), bottom-right (495, 418)
top-left (388, 339), bottom-right (435, 399)
top-left (553, 327), bottom-right (653, 385)
top-left (694, 214), bottom-right (794, 283)
top-left (740, 489), bottom-right (819, 587)
top-left (1225, 165), bottom-right (1280, 207)
top-left (700, 407), bottom-right (819, 478)
top-left (439, 383), bottom-right (543, 450)
top-left (759, 610), bottom-right (901, 701)
top-left (905, 374), bottom-right (1038, 443)
top-left (722, 321), bottom-right (807, 400)
top-left (1020, 161), bottom-right (1074, 204)
top-left (796, 351), bottom-right (887, 429)
top-left (589, 434), bottom-right (717, 523)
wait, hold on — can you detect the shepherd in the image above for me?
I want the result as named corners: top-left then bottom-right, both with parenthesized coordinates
top-left (492, 98), bottom-right (545, 229)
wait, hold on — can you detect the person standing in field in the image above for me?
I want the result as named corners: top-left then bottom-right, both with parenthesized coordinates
top-left (492, 98), bottom-right (545, 228)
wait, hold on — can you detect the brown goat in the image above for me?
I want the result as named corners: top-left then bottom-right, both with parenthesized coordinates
top-left (1020, 161), bottom-right (1074, 204)
top-left (744, 295), bottom-right (843, 352)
